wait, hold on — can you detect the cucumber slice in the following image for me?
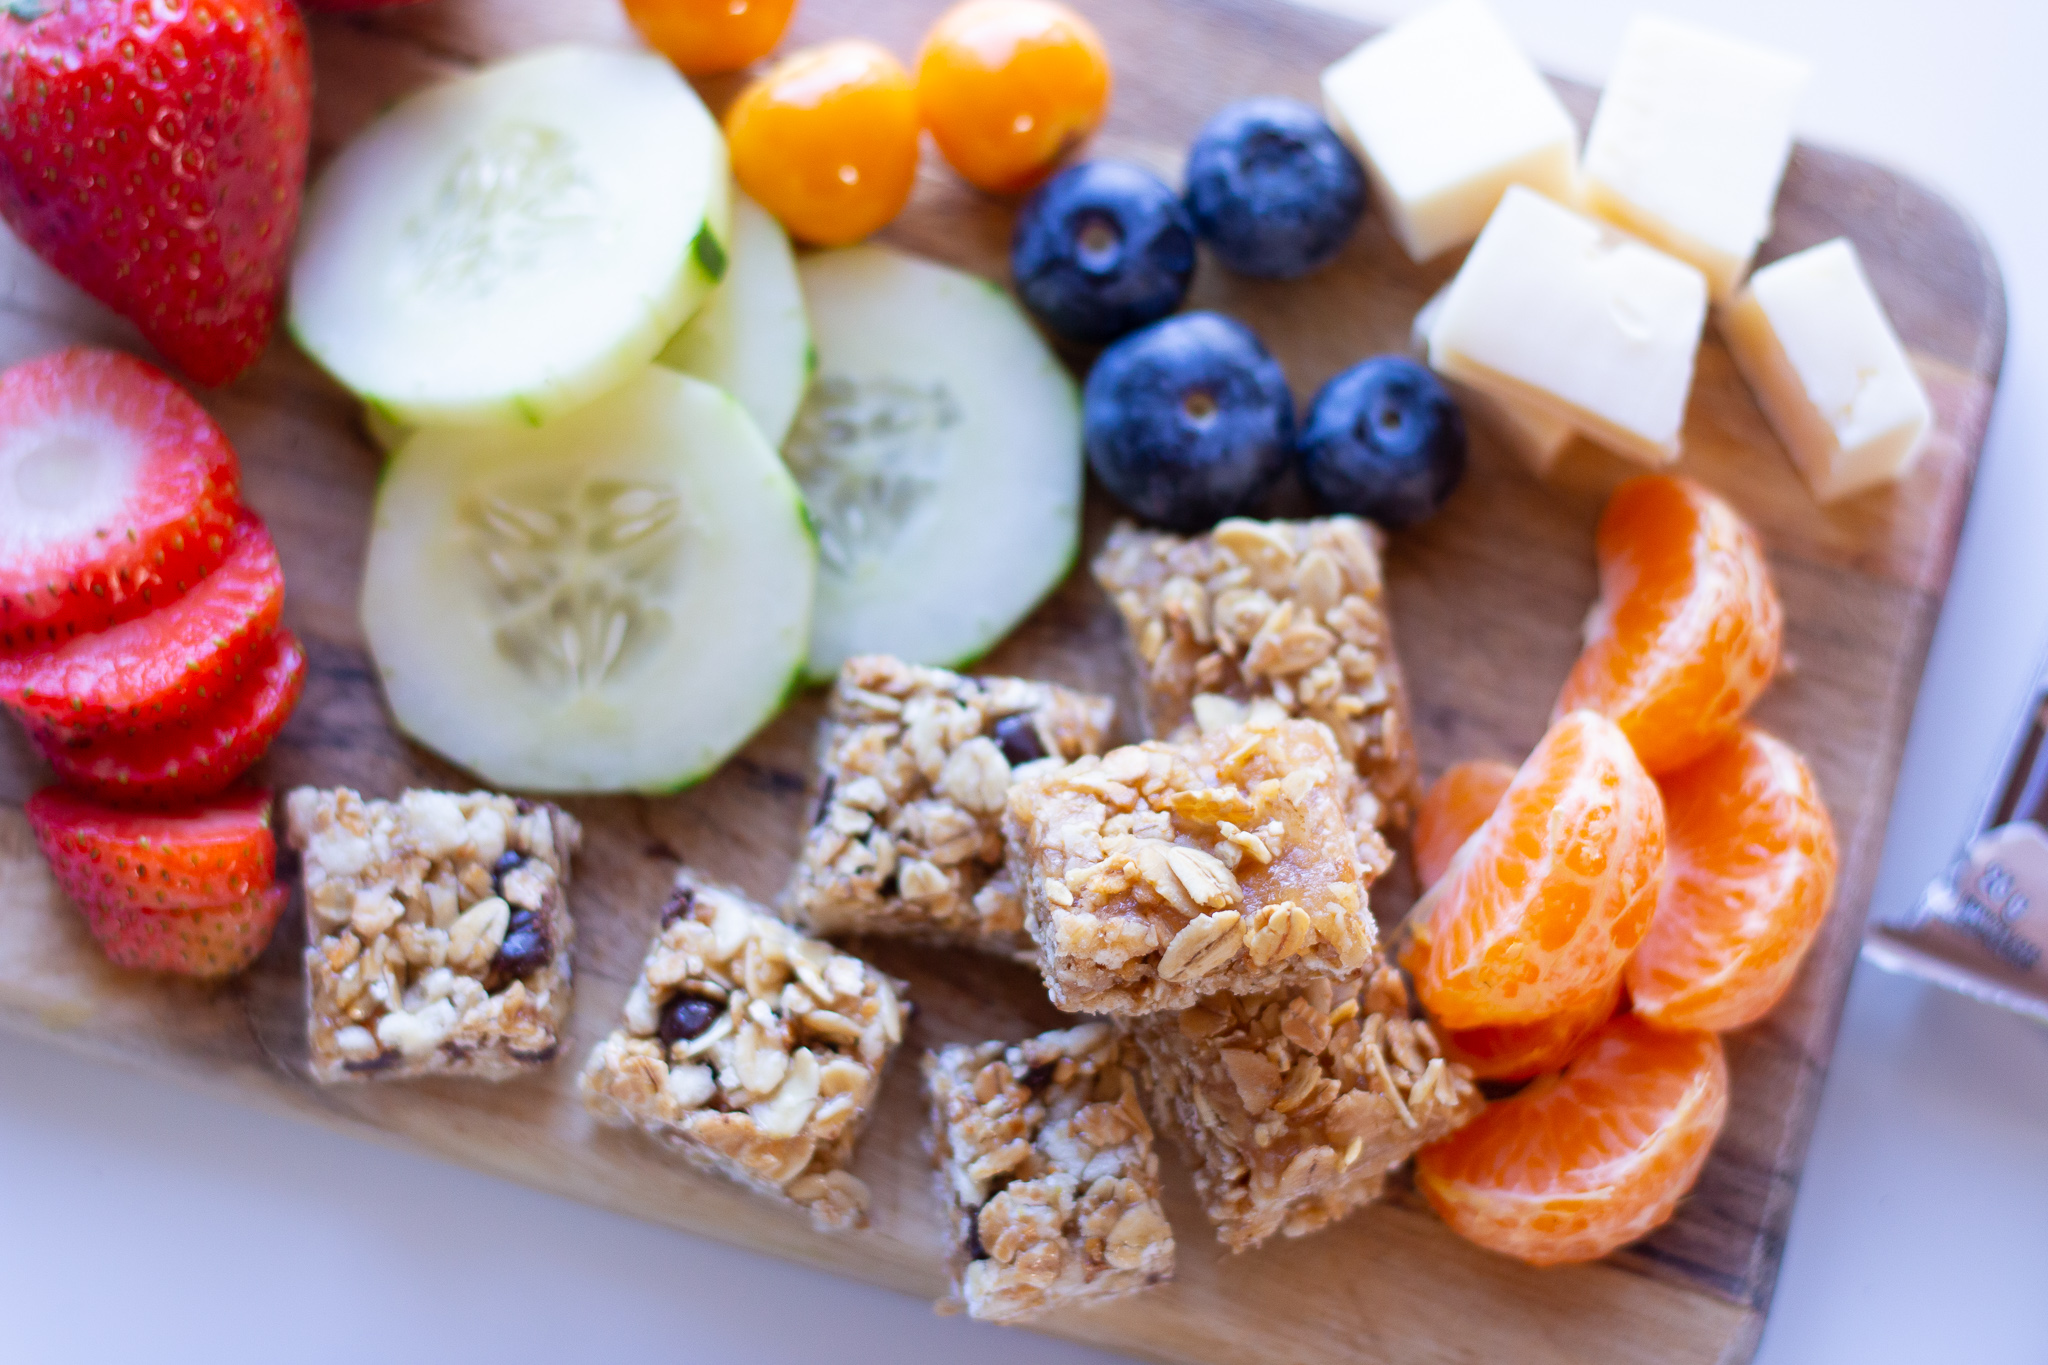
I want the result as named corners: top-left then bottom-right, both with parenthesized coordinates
top-left (790, 245), bottom-right (1082, 680)
top-left (290, 45), bottom-right (732, 429)
top-left (657, 191), bottom-right (812, 450)
top-left (361, 368), bottom-right (814, 793)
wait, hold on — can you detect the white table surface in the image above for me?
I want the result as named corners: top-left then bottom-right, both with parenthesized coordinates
top-left (5, 1), bottom-right (2047, 1360)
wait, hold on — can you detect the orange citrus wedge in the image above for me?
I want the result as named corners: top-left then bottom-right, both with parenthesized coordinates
top-left (1414, 759), bottom-right (1516, 890)
top-left (1415, 1014), bottom-right (1728, 1265)
top-left (1441, 974), bottom-right (1625, 1082)
top-left (1628, 724), bottom-right (1838, 1032)
top-left (1414, 710), bottom-right (1664, 1031)
top-left (1555, 475), bottom-right (1782, 775)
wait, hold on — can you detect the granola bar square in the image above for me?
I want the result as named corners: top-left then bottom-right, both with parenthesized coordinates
top-left (1093, 515), bottom-right (1419, 829)
top-left (579, 870), bottom-right (908, 1232)
top-left (285, 787), bottom-right (580, 1083)
top-left (1124, 966), bottom-right (1482, 1251)
top-left (926, 1023), bottom-right (1175, 1322)
top-left (787, 654), bottom-right (1115, 956)
top-left (1004, 715), bottom-right (1382, 1014)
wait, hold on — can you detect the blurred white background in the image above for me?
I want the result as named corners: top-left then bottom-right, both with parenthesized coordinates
top-left (4, 1), bottom-right (2046, 1361)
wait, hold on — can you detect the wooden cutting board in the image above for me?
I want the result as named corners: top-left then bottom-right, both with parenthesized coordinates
top-left (0, 1), bottom-right (2006, 1361)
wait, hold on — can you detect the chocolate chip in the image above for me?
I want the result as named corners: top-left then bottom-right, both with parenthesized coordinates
top-left (508, 1043), bottom-right (560, 1064)
top-left (490, 849), bottom-right (525, 895)
top-left (877, 871), bottom-right (899, 898)
top-left (657, 994), bottom-right (722, 1047)
top-left (811, 774), bottom-right (836, 827)
top-left (489, 909), bottom-right (550, 985)
top-left (1020, 1060), bottom-right (1058, 1090)
top-left (963, 1207), bottom-right (989, 1261)
top-left (992, 713), bottom-right (1047, 766)
top-left (342, 1050), bottom-right (400, 1074)
top-left (659, 886), bottom-right (697, 927)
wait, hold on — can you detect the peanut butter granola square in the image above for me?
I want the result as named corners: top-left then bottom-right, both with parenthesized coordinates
top-left (926, 1023), bottom-right (1175, 1323)
top-left (1125, 966), bottom-right (1482, 1251)
top-left (579, 870), bottom-right (908, 1232)
top-left (1004, 715), bottom-right (1384, 1015)
top-left (285, 787), bottom-right (580, 1084)
top-left (786, 654), bottom-right (1115, 957)
top-left (1093, 515), bottom-right (1418, 829)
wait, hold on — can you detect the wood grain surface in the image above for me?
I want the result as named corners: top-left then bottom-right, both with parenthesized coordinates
top-left (0, 1), bottom-right (2006, 1362)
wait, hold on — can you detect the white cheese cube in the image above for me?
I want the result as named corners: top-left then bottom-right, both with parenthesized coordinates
top-left (1321, 0), bottom-right (1579, 262)
top-left (1719, 237), bottom-right (1932, 501)
top-left (1412, 284), bottom-right (1577, 474)
top-left (1428, 186), bottom-right (1708, 467)
top-left (1582, 15), bottom-right (1810, 300)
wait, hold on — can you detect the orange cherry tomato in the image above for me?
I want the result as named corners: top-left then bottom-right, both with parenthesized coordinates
top-left (915, 0), bottom-right (1111, 194)
top-left (622, 0), bottom-right (798, 76)
top-left (725, 39), bottom-right (922, 247)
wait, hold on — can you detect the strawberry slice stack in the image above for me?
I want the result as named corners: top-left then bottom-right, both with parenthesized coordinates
top-left (2, 348), bottom-right (304, 979)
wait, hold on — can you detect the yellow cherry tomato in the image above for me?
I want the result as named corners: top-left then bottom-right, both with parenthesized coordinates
top-left (915, 0), bottom-right (1111, 194)
top-left (726, 39), bottom-right (922, 246)
top-left (622, 0), bottom-right (799, 76)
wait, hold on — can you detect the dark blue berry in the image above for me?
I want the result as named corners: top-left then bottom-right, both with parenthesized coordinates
top-left (1011, 160), bottom-right (1197, 345)
top-left (1184, 97), bottom-right (1367, 280)
top-left (1298, 355), bottom-right (1466, 528)
top-left (1084, 312), bottom-right (1294, 531)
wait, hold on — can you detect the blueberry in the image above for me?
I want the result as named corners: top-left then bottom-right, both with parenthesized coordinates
top-left (1012, 160), bottom-right (1197, 345)
top-left (1084, 312), bottom-right (1294, 531)
top-left (1298, 355), bottom-right (1466, 528)
top-left (1184, 97), bottom-right (1367, 280)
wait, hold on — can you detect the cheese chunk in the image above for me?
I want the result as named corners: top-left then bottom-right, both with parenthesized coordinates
top-left (1429, 186), bottom-right (1708, 467)
top-left (1582, 16), bottom-right (1810, 300)
top-left (1321, 0), bottom-right (1578, 262)
top-left (1720, 237), bottom-right (1932, 501)
top-left (1412, 284), bottom-right (1576, 474)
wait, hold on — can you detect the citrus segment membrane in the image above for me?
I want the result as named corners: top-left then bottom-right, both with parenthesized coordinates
top-left (1628, 724), bottom-right (1838, 1031)
top-left (1415, 710), bottom-right (1665, 1030)
top-left (1416, 1014), bottom-right (1728, 1265)
top-left (1555, 474), bottom-right (1782, 774)
top-left (361, 368), bottom-right (814, 792)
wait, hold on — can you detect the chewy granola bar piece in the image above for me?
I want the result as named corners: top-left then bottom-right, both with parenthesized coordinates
top-left (579, 870), bottom-right (908, 1232)
top-left (787, 654), bottom-right (1115, 956)
top-left (1125, 966), bottom-right (1482, 1251)
top-left (926, 1023), bottom-right (1175, 1323)
top-left (1005, 715), bottom-right (1382, 1014)
top-left (285, 787), bottom-right (581, 1083)
top-left (1093, 515), bottom-right (1419, 828)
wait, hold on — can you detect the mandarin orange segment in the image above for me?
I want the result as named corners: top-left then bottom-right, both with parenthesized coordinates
top-left (1415, 1014), bottom-right (1728, 1265)
top-left (1555, 475), bottom-right (1783, 774)
top-left (725, 40), bottom-right (922, 246)
top-left (1442, 974), bottom-right (1624, 1082)
top-left (1414, 710), bottom-right (1664, 1031)
top-left (1627, 724), bottom-right (1839, 1032)
top-left (1414, 759), bottom-right (1516, 889)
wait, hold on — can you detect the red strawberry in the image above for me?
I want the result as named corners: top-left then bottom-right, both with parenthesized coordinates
top-left (0, 0), bottom-right (313, 385)
top-left (30, 627), bottom-right (306, 804)
top-left (25, 786), bottom-right (275, 911)
top-left (75, 886), bottom-right (287, 978)
top-left (0, 348), bottom-right (242, 652)
top-left (0, 512), bottom-right (284, 732)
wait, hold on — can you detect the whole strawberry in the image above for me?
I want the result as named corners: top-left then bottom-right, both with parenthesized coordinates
top-left (0, 0), bottom-right (313, 386)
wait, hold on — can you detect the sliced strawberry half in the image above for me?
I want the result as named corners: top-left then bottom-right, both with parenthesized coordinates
top-left (74, 886), bottom-right (288, 978)
top-left (29, 629), bottom-right (308, 805)
top-left (25, 787), bottom-right (276, 911)
top-left (0, 513), bottom-right (283, 732)
top-left (0, 348), bottom-right (241, 652)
